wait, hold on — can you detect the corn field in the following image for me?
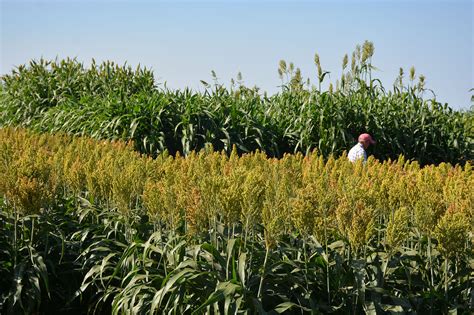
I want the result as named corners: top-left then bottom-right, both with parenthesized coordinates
top-left (0, 128), bottom-right (472, 314)
top-left (1, 42), bottom-right (472, 165)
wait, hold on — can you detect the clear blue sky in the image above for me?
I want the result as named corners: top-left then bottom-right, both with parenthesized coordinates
top-left (1, 0), bottom-right (473, 109)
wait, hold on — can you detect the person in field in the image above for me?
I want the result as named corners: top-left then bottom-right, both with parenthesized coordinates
top-left (348, 133), bottom-right (376, 162)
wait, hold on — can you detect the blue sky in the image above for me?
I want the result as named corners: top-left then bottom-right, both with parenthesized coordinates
top-left (1, 0), bottom-right (473, 109)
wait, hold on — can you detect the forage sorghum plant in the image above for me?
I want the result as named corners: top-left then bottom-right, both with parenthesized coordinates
top-left (385, 206), bottom-right (411, 253)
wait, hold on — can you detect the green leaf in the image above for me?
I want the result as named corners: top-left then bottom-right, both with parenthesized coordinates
top-left (238, 252), bottom-right (247, 287)
top-left (275, 301), bottom-right (299, 313)
top-left (191, 281), bottom-right (241, 314)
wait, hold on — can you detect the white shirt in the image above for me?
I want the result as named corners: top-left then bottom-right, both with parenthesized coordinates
top-left (348, 143), bottom-right (367, 162)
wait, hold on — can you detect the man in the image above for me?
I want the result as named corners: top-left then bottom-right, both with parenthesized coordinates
top-left (348, 133), bottom-right (376, 162)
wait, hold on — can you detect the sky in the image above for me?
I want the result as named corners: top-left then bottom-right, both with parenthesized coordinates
top-left (1, 0), bottom-right (473, 109)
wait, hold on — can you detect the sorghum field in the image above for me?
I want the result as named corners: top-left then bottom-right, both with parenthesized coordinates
top-left (1, 44), bottom-right (472, 165)
top-left (0, 43), bottom-right (473, 314)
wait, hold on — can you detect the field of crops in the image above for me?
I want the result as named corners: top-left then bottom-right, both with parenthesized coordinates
top-left (0, 42), bottom-right (473, 314)
top-left (1, 128), bottom-right (472, 314)
top-left (1, 43), bottom-right (472, 165)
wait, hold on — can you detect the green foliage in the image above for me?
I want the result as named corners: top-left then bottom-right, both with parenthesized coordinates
top-left (1, 44), bottom-right (472, 165)
top-left (0, 128), bottom-right (473, 313)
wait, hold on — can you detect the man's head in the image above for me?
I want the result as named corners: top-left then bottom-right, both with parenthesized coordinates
top-left (358, 133), bottom-right (376, 149)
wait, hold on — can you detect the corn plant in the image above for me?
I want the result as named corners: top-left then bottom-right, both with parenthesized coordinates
top-left (1, 43), bottom-right (472, 165)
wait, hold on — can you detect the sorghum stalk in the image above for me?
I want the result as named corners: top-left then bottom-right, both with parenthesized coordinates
top-left (428, 236), bottom-right (434, 287)
top-left (444, 257), bottom-right (448, 300)
top-left (323, 207), bottom-right (330, 304)
top-left (258, 246), bottom-right (270, 300)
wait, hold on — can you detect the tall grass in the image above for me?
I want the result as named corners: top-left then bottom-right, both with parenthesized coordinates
top-left (1, 42), bottom-right (472, 165)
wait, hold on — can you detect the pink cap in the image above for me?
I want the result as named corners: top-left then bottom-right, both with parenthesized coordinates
top-left (358, 133), bottom-right (376, 144)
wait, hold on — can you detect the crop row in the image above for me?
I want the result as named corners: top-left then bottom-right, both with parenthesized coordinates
top-left (0, 128), bottom-right (472, 313)
top-left (1, 42), bottom-right (472, 165)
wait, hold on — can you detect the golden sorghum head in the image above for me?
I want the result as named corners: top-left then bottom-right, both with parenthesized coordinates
top-left (434, 211), bottom-right (470, 258)
top-left (336, 199), bottom-right (374, 251)
top-left (385, 207), bottom-right (411, 252)
top-left (7, 176), bottom-right (51, 215)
